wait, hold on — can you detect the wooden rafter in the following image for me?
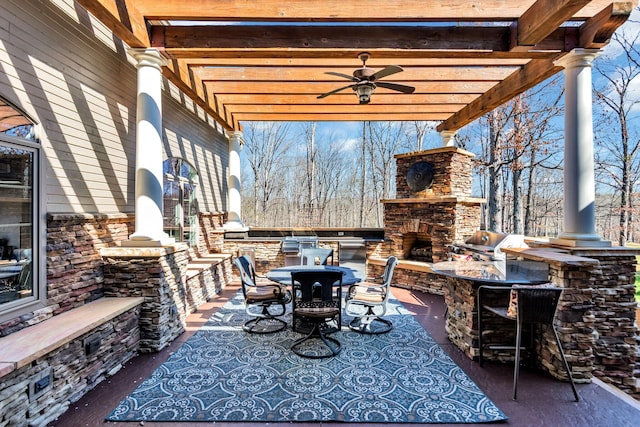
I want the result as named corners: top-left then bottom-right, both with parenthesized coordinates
top-left (73, 0), bottom-right (636, 132)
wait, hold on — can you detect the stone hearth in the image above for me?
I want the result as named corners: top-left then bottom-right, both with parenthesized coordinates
top-left (381, 147), bottom-right (484, 264)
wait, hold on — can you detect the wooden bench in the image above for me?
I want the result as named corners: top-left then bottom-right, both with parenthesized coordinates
top-left (0, 297), bottom-right (144, 378)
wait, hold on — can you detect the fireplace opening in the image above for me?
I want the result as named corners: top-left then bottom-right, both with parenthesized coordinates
top-left (403, 233), bottom-right (433, 263)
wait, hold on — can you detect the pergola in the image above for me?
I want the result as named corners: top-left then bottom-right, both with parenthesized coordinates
top-left (76, 1), bottom-right (634, 132)
top-left (74, 0), bottom-right (635, 245)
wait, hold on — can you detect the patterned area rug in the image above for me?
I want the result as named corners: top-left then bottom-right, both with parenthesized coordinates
top-left (106, 291), bottom-right (507, 423)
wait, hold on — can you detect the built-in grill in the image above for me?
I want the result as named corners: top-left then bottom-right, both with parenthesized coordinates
top-left (450, 230), bottom-right (526, 262)
top-left (281, 236), bottom-right (319, 266)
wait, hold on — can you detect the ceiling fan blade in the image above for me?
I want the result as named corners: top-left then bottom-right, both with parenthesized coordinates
top-left (317, 84), bottom-right (356, 99)
top-left (325, 71), bottom-right (358, 81)
top-left (376, 81), bottom-right (415, 94)
top-left (371, 65), bottom-right (403, 81)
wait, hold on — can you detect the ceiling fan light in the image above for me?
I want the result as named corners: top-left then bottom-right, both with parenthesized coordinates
top-left (354, 83), bottom-right (375, 104)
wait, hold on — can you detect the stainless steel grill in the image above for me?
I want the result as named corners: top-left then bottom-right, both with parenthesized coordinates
top-left (281, 236), bottom-right (319, 266)
top-left (451, 231), bottom-right (526, 262)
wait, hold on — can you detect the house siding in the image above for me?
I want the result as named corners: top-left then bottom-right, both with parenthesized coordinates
top-left (0, 0), bottom-right (230, 330)
top-left (0, 0), bottom-right (228, 214)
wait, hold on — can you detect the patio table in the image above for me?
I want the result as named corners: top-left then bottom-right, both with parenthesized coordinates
top-left (266, 265), bottom-right (360, 333)
top-left (266, 265), bottom-right (360, 286)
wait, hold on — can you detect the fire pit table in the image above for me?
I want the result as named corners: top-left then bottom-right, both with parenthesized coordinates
top-left (432, 259), bottom-right (549, 360)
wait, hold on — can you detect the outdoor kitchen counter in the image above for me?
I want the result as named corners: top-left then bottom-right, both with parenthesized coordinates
top-left (431, 259), bottom-right (550, 360)
top-left (431, 260), bottom-right (549, 285)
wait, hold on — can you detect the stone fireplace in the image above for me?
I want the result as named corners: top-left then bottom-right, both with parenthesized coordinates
top-left (381, 147), bottom-right (484, 264)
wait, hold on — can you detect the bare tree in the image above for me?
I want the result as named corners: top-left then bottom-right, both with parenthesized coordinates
top-left (593, 24), bottom-right (640, 245)
top-left (365, 122), bottom-right (403, 226)
top-left (401, 121), bottom-right (436, 152)
top-left (301, 122), bottom-right (318, 224)
top-left (242, 122), bottom-right (292, 226)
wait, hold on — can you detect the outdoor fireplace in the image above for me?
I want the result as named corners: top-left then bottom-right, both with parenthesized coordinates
top-left (381, 147), bottom-right (484, 264)
top-left (403, 233), bottom-right (433, 262)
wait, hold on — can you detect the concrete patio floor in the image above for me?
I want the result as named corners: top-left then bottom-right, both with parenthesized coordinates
top-left (49, 281), bottom-right (640, 427)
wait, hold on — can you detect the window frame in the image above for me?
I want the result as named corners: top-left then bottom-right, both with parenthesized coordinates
top-left (0, 133), bottom-right (45, 323)
top-left (163, 158), bottom-right (200, 246)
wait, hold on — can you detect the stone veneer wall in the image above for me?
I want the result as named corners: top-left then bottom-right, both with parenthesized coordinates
top-left (381, 147), bottom-right (483, 290)
top-left (101, 244), bottom-right (233, 352)
top-left (0, 306), bottom-right (140, 426)
top-left (500, 246), bottom-right (640, 399)
top-left (382, 201), bottom-right (482, 264)
top-left (559, 249), bottom-right (640, 398)
top-left (0, 213), bottom-right (134, 336)
top-left (395, 147), bottom-right (474, 199)
top-left (223, 240), bottom-right (340, 275)
top-left (198, 212), bottom-right (226, 255)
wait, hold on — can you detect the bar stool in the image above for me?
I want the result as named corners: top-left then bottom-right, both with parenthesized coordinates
top-left (477, 284), bottom-right (579, 401)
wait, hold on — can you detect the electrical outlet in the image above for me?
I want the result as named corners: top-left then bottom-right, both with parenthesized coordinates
top-left (29, 368), bottom-right (52, 402)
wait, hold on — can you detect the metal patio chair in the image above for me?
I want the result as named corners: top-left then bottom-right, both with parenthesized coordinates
top-left (233, 255), bottom-right (291, 334)
top-left (344, 255), bottom-right (398, 334)
top-left (290, 270), bottom-right (343, 358)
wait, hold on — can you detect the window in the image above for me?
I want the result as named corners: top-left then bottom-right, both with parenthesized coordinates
top-left (163, 158), bottom-right (199, 246)
top-left (0, 98), bottom-right (40, 317)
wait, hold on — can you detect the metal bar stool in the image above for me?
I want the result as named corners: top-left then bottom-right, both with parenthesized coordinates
top-left (478, 284), bottom-right (579, 401)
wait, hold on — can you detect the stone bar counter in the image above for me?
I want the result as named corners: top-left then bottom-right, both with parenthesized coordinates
top-left (433, 258), bottom-right (550, 360)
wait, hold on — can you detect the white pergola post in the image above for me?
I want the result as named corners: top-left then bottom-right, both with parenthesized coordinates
top-left (124, 48), bottom-right (172, 246)
top-left (440, 130), bottom-right (456, 147)
top-left (224, 131), bottom-right (248, 231)
top-left (552, 48), bottom-right (610, 247)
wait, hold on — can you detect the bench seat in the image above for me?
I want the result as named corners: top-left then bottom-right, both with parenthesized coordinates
top-left (0, 297), bottom-right (144, 378)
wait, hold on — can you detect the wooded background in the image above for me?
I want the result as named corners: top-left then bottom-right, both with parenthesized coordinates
top-left (240, 19), bottom-right (639, 246)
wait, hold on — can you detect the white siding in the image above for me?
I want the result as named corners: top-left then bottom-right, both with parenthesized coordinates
top-left (0, 0), bottom-right (228, 214)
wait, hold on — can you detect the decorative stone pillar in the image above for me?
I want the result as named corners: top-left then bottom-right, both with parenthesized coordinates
top-left (124, 48), bottom-right (172, 246)
top-left (440, 130), bottom-right (456, 147)
top-left (224, 131), bottom-right (248, 230)
top-left (552, 49), bottom-right (610, 247)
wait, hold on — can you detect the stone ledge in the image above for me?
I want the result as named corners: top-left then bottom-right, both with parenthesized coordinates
top-left (369, 256), bottom-right (433, 273)
top-left (186, 253), bottom-right (233, 279)
top-left (394, 146), bottom-right (475, 159)
top-left (381, 196), bottom-right (485, 205)
top-left (502, 247), bottom-right (600, 267)
top-left (47, 212), bottom-right (133, 221)
top-left (0, 297), bottom-right (144, 375)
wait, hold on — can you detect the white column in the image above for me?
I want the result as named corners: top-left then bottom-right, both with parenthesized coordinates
top-left (224, 131), bottom-right (248, 230)
top-left (124, 48), bottom-right (172, 246)
top-left (552, 49), bottom-right (610, 247)
top-left (440, 130), bottom-right (456, 147)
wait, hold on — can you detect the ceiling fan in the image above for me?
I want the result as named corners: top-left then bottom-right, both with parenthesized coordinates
top-left (317, 52), bottom-right (415, 104)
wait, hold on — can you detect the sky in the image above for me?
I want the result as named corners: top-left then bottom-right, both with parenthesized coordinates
top-left (270, 7), bottom-right (640, 156)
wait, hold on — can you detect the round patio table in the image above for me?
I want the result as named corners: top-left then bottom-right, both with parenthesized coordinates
top-left (266, 265), bottom-right (361, 286)
top-left (266, 265), bottom-right (361, 334)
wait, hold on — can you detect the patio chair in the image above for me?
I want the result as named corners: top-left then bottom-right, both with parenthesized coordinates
top-left (299, 247), bottom-right (334, 265)
top-left (344, 255), bottom-right (398, 334)
top-left (233, 255), bottom-right (291, 334)
top-left (290, 270), bottom-right (343, 358)
top-left (477, 284), bottom-right (579, 401)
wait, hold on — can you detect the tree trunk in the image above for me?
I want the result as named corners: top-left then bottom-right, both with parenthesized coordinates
top-left (488, 113), bottom-right (502, 231)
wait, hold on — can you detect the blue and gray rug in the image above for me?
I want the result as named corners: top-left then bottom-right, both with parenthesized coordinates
top-left (106, 291), bottom-right (507, 423)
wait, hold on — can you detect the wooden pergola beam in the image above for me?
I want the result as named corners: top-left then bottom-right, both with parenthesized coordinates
top-left (234, 113), bottom-right (449, 122)
top-left (151, 25), bottom-right (571, 52)
top-left (579, 2), bottom-right (636, 47)
top-left (193, 66), bottom-right (518, 82)
top-left (215, 94), bottom-right (480, 105)
top-left (204, 81), bottom-right (498, 95)
top-left (517, 0), bottom-right (591, 45)
top-left (133, 0), bottom-right (621, 21)
top-left (437, 58), bottom-right (561, 132)
top-left (73, 0), bottom-right (636, 130)
top-left (75, 0), bottom-right (149, 47)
